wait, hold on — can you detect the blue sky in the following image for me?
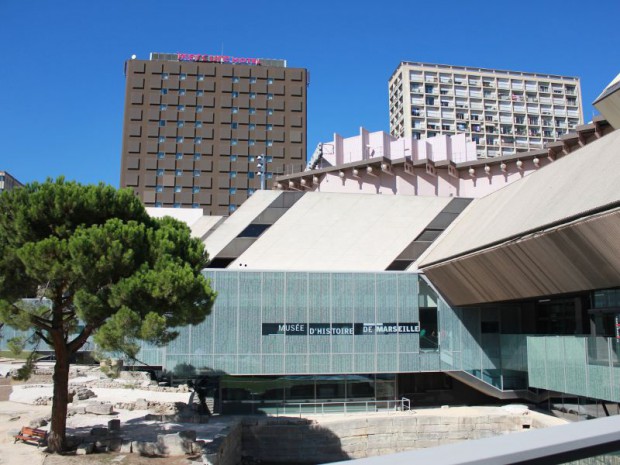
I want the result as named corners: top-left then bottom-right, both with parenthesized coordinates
top-left (1, 0), bottom-right (618, 187)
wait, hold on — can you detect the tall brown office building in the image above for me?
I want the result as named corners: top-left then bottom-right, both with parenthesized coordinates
top-left (120, 53), bottom-right (308, 215)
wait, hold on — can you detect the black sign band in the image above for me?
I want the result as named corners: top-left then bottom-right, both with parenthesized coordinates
top-left (262, 323), bottom-right (420, 336)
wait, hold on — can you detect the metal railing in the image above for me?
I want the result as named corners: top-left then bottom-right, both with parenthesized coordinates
top-left (266, 397), bottom-right (411, 417)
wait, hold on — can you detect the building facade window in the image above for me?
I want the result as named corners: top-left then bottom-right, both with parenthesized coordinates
top-left (177, 121), bottom-right (184, 128)
top-left (250, 77), bottom-right (257, 84)
top-left (175, 153), bottom-right (183, 159)
top-left (178, 105), bottom-right (185, 111)
top-left (161, 88), bottom-right (168, 95)
top-left (196, 105), bottom-right (203, 113)
top-left (180, 73), bottom-right (187, 80)
top-left (192, 186), bottom-right (200, 193)
top-left (195, 121), bottom-right (202, 128)
top-left (195, 137), bottom-right (202, 144)
top-left (249, 108), bottom-right (256, 115)
top-left (157, 152), bottom-right (164, 159)
top-left (159, 120), bottom-right (165, 127)
top-left (267, 93), bottom-right (273, 100)
top-left (162, 73), bottom-right (169, 80)
top-left (197, 74), bottom-right (204, 81)
top-left (249, 92), bottom-right (256, 99)
top-left (193, 153), bottom-right (201, 160)
top-left (176, 136), bottom-right (184, 143)
top-left (174, 186), bottom-right (182, 192)
top-left (156, 169), bottom-right (164, 176)
top-left (232, 76), bottom-right (240, 83)
top-left (232, 107), bottom-right (239, 114)
top-left (175, 169), bottom-right (182, 176)
top-left (193, 170), bottom-right (200, 177)
top-left (232, 91), bottom-right (239, 98)
top-left (155, 185), bottom-right (163, 192)
top-left (179, 89), bottom-right (186, 96)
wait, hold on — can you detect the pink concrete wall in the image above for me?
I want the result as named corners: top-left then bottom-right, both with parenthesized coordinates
top-left (320, 128), bottom-right (477, 169)
top-left (309, 157), bottom-right (551, 199)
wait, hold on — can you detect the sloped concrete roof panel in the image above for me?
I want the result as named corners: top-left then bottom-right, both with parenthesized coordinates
top-left (203, 190), bottom-right (282, 259)
top-left (231, 193), bottom-right (452, 271)
top-left (419, 129), bottom-right (620, 267)
top-left (423, 208), bottom-right (620, 306)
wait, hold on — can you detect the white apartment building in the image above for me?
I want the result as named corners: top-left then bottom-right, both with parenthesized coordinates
top-left (389, 62), bottom-right (583, 158)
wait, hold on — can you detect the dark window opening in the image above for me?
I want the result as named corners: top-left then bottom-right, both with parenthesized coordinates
top-left (238, 224), bottom-right (271, 238)
top-left (420, 307), bottom-right (438, 351)
top-left (206, 257), bottom-right (235, 269)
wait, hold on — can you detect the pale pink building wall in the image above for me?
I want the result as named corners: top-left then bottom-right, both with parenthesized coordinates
top-left (309, 158), bottom-right (551, 198)
top-left (320, 128), bottom-right (477, 168)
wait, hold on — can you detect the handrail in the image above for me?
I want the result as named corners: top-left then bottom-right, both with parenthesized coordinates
top-left (269, 397), bottom-right (412, 417)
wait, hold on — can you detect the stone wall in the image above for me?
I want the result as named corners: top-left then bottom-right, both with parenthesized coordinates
top-left (203, 422), bottom-right (243, 465)
top-left (241, 410), bottom-right (533, 463)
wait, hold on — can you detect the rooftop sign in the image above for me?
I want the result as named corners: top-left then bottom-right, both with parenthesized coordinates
top-left (177, 53), bottom-right (260, 66)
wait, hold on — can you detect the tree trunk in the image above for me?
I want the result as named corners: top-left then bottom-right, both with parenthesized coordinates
top-left (47, 344), bottom-right (70, 453)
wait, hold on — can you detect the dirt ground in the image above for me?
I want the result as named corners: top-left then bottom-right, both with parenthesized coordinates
top-left (0, 401), bottom-right (205, 465)
top-left (42, 453), bottom-right (200, 465)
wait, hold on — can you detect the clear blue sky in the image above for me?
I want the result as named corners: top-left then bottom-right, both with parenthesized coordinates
top-left (1, 0), bottom-right (618, 187)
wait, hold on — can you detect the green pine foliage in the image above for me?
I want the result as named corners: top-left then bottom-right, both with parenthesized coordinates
top-left (0, 178), bottom-right (216, 452)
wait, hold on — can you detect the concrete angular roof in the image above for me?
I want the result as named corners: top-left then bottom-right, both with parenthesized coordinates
top-left (231, 192), bottom-right (452, 271)
top-left (418, 129), bottom-right (620, 305)
top-left (203, 190), bottom-right (282, 259)
top-left (419, 129), bottom-right (620, 267)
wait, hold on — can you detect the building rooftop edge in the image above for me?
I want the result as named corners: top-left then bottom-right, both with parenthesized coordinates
top-left (389, 61), bottom-right (580, 83)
